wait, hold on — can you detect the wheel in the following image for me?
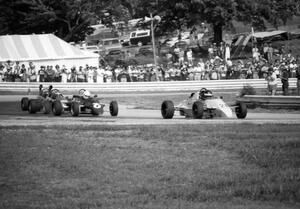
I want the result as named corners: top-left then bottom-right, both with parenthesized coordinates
top-left (109, 101), bottom-right (118, 116)
top-left (235, 102), bottom-right (247, 119)
top-left (161, 100), bottom-right (174, 119)
top-left (71, 102), bottom-right (80, 117)
top-left (28, 99), bottom-right (41, 114)
top-left (42, 100), bottom-right (52, 114)
top-left (52, 100), bottom-right (63, 116)
top-left (21, 97), bottom-right (29, 111)
top-left (192, 101), bottom-right (204, 119)
top-left (91, 103), bottom-right (103, 116)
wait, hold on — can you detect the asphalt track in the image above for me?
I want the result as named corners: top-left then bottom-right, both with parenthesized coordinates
top-left (0, 95), bottom-right (300, 126)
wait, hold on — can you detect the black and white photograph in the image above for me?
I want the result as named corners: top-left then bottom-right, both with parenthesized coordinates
top-left (0, 0), bottom-right (300, 208)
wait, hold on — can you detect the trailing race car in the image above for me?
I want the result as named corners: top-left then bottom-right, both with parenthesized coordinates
top-left (21, 85), bottom-right (72, 115)
top-left (69, 89), bottom-right (118, 117)
top-left (161, 88), bottom-right (247, 119)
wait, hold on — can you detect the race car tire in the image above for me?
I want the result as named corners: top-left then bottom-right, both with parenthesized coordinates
top-left (91, 107), bottom-right (100, 116)
top-left (52, 100), bottom-right (63, 116)
top-left (235, 102), bottom-right (247, 119)
top-left (28, 99), bottom-right (41, 114)
top-left (109, 101), bottom-right (118, 116)
top-left (42, 101), bottom-right (52, 114)
top-left (21, 97), bottom-right (29, 111)
top-left (161, 100), bottom-right (174, 119)
top-left (192, 101), bottom-right (204, 119)
top-left (71, 102), bottom-right (80, 117)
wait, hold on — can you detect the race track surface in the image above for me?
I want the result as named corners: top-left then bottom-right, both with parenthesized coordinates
top-left (0, 95), bottom-right (300, 126)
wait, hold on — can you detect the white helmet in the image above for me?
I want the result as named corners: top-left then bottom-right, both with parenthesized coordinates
top-left (83, 90), bottom-right (91, 99)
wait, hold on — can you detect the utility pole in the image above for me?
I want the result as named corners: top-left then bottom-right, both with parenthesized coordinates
top-left (150, 13), bottom-right (158, 81)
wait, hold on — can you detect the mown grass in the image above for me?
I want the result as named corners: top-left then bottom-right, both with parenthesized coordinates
top-left (0, 124), bottom-right (299, 209)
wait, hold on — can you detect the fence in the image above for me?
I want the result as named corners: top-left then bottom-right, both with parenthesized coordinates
top-left (0, 78), bottom-right (297, 93)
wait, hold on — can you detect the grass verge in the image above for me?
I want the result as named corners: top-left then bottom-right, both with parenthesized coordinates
top-left (0, 124), bottom-right (299, 209)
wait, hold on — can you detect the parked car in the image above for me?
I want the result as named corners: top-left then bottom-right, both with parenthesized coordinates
top-left (129, 29), bottom-right (151, 46)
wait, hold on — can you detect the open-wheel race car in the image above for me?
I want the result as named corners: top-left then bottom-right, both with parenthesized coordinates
top-left (21, 85), bottom-right (72, 115)
top-left (161, 88), bottom-right (247, 119)
top-left (69, 89), bottom-right (118, 117)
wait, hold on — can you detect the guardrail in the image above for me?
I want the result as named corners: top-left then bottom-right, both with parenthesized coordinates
top-left (0, 78), bottom-right (297, 93)
top-left (237, 95), bottom-right (300, 109)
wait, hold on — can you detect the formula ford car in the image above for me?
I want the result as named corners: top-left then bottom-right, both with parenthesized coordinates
top-left (21, 86), bottom-right (118, 117)
top-left (161, 88), bottom-right (247, 119)
top-left (21, 85), bottom-right (72, 115)
top-left (69, 89), bottom-right (118, 117)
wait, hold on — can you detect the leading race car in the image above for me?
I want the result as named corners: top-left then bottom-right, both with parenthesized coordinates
top-left (161, 88), bottom-right (247, 119)
top-left (69, 89), bottom-right (118, 117)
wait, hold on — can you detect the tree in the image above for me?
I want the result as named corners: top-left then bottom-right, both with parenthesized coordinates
top-left (155, 0), bottom-right (299, 44)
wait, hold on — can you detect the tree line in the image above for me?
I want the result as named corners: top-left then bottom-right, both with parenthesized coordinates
top-left (0, 0), bottom-right (299, 43)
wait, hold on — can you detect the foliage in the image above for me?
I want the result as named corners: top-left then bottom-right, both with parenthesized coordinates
top-left (0, 0), bottom-right (299, 43)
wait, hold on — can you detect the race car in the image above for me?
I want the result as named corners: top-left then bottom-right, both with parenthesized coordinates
top-left (69, 89), bottom-right (118, 117)
top-left (21, 85), bottom-right (72, 115)
top-left (161, 88), bottom-right (247, 119)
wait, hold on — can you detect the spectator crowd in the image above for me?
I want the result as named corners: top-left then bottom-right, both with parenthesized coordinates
top-left (0, 42), bottom-right (299, 91)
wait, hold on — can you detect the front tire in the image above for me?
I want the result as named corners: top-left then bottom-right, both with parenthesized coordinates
top-left (235, 102), bottom-right (247, 119)
top-left (71, 102), bottom-right (80, 117)
top-left (109, 101), bottom-right (118, 116)
top-left (192, 101), bottom-right (204, 119)
top-left (52, 100), bottom-right (63, 116)
top-left (21, 97), bottom-right (29, 111)
top-left (161, 100), bottom-right (174, 119)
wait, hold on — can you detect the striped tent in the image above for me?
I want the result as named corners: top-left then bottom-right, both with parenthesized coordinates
top-left (0, 34), bottom-right (99, 68)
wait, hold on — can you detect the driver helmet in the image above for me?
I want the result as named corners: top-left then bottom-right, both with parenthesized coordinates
top-left (83, 90), bottom-right (91, 99)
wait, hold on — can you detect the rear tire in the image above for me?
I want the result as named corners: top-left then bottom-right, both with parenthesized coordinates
top-left (21, 97), bottom-right (29, 111)
top-left (236, 102), bottom-right (247, 119)
top-left (42, 101), bottom-right (52, 114)
top-left (161, 100), bottom-right (174, 119)
top-left (28, 99), bottom-right (41, 114)
top-left (109, 101), bottom-right (118, 116)
top-left (71, 102), bottom-right (80, 117)
top-left (192, 101), bottom-right (204, 119)
top-left (52, 100), bottom-right (63, 116)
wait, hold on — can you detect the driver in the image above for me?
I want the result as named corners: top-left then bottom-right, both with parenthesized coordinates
top-left (199, 88), bottom-right (213, 100)
top-left (82, 90), bottom-right (92, 99)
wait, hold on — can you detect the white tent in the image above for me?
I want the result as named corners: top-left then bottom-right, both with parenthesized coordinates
top-left (0, 34), bottom-right (99, 68)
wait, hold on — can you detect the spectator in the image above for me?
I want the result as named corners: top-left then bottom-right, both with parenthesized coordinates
top-left (267, 43), bottom-right (274, 63)
top-left (173, 46), bottom-right (180, 63)
top-left (296, 65), bottom-right (300, 95)
top-left (225, 43), bottom-right (231, 62)
top-left (60, 67), bottom-right (68, 83)
top-left (0, 64), bottom-right (4, 82)
top-left (96, 66), bottom-right (104, 83)
top-left (54, 65), bottom-right (61, 82)
top-left (265, 68), bottom-right (277, 95)
top-left (263, 43), bottom-right (269, 61)
top-left (186, 48), bottom-right (193, 66)
top-left (28, 62), bottom-right (37, 82)
top-left (76, 66), bottom-right (85, 82)
top-left (70, 66), bottom-right (77, 82)
top-left (13, 61), bottom-right (21, 82)
top-left (252, 44), bottom-right (260, 62)
top-left (45, 65), bottom-right (55, 82)
top-left (281, 67), bottom-right (289, 95)
top-left (87, 66), bottom-right (94, 83)
top-left (178, 49), bottom-right (185, 66)
top-left (20, 64), bottom-right (27, 82)
top-left (208, 44), bottom-right (214, 59)
top-left (38, 66), bottom-right (46, 82)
